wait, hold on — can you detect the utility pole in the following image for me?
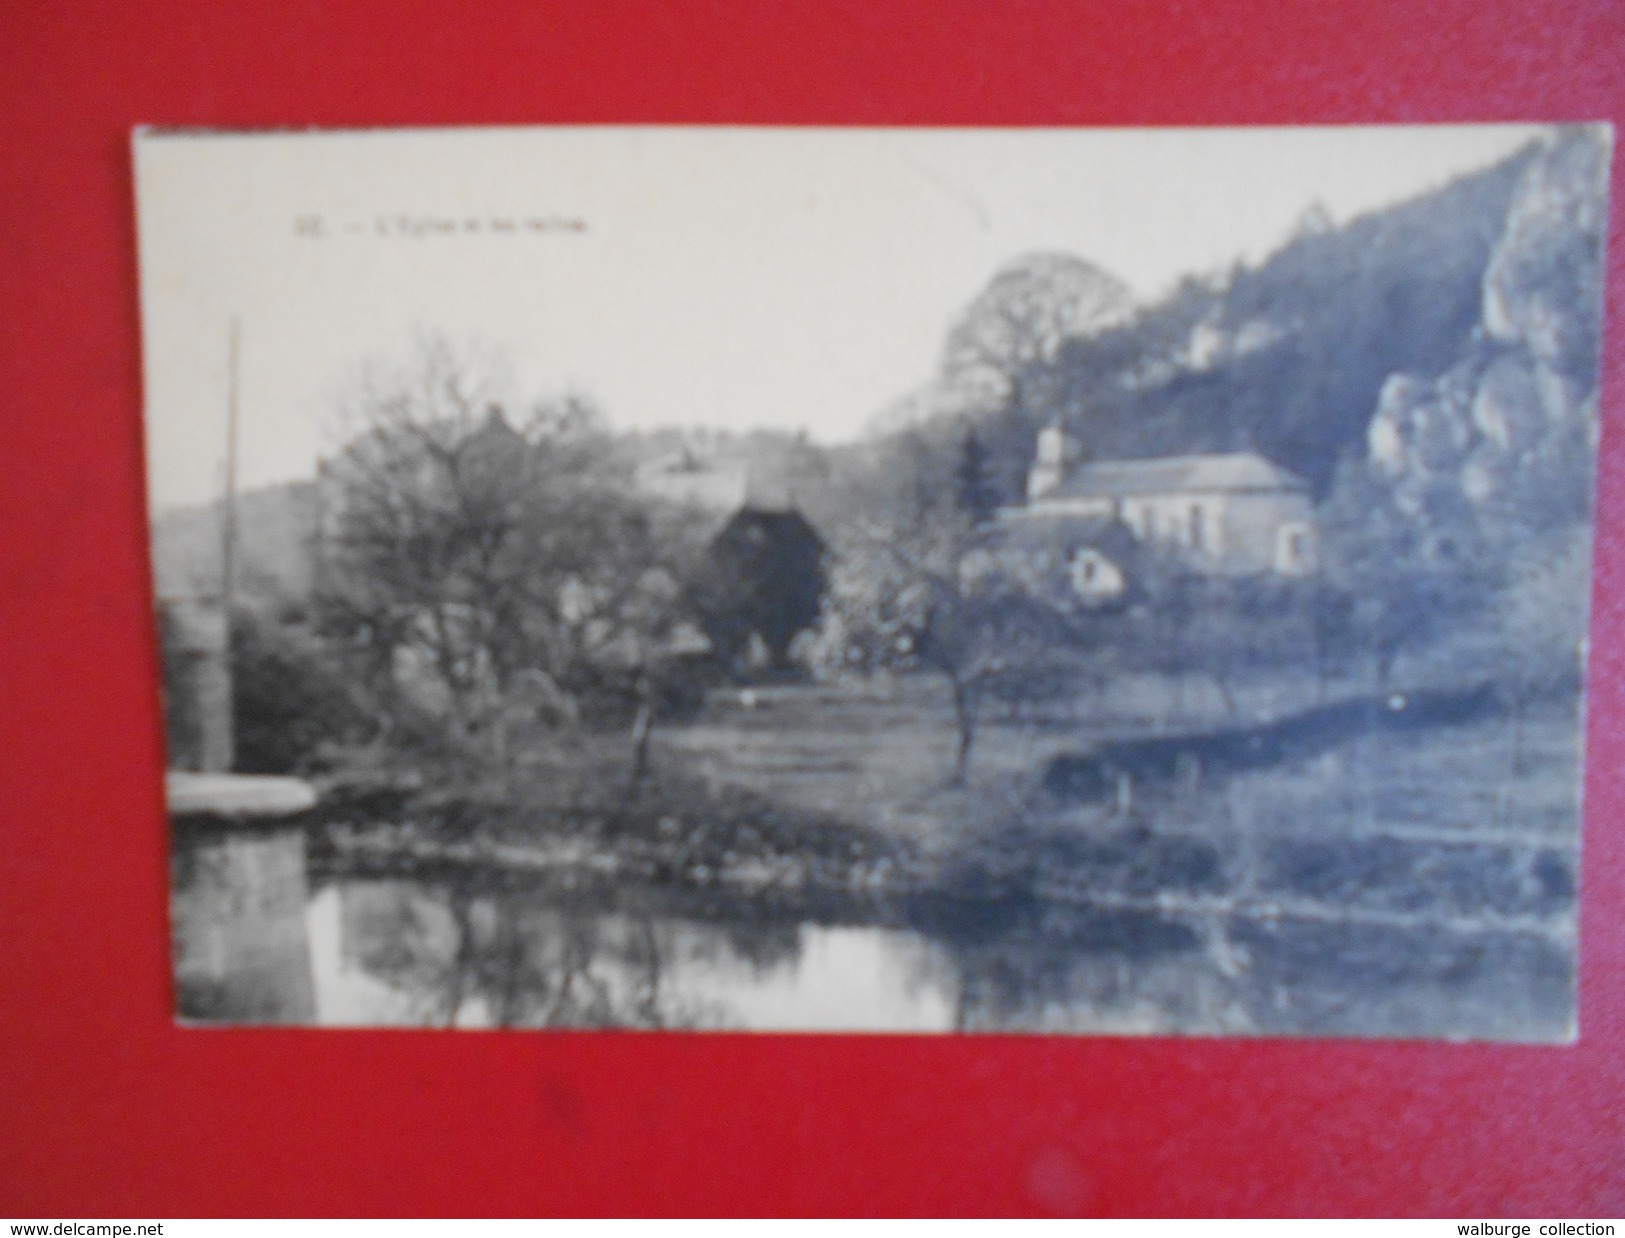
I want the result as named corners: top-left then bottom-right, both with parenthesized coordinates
top-left (201, 316), bottom-right (241, 773)
top-left (223, 315), bottom-right (241, 619)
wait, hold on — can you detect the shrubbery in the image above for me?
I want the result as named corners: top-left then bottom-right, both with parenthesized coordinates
top-left (230, 606), bottom-right (370, 774)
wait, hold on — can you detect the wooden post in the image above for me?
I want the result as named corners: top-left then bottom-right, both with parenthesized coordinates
top-left (204, 317), bottom-right (241, 774)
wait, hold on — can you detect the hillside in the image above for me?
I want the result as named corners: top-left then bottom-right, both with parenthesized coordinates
top-left (952, 134), bottom-right (1560, 498)
top-left (147, 128), bottom-right (1609, 599)
top-left (150, 481), bottom-right (321, 605)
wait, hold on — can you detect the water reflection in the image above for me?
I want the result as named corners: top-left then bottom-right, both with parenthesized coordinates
top-left (305, 879), bottom-right (958, 1031)
top-left (173, 832), bottom-right (1573, 1039)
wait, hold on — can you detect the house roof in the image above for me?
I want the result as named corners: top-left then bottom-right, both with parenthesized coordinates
top-left (1046, 451), bottom-right (1307, 500)
top-left (716, 504), bottom-right (826, 549)
top-left (636, 448), bottom-right (730, 477)
top-left (992, 511), bottom-right (1141, 561)
top-left (634, 451), bottom-right (750, 513)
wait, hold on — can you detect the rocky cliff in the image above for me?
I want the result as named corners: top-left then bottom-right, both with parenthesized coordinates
top-left (1366, 127), bottom-right (1610, 522)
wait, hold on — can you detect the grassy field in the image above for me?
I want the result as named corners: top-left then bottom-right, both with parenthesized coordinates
top-left (649, 673), bottom-right (1252, 842)
top-left (654, 677), bottom-right (1036, 846)
top-left (649, 673), bottom-right (1582, 1037)
top-left (653, 674), bottom-right (1583, 849)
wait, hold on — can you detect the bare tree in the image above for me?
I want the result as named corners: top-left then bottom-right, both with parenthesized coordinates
top-left (811, 430), bottom-right (1098, 784)
top-left (318, 333), bottom-right (697, 768)
top-left (942, 252), bottom-right (1132, 423)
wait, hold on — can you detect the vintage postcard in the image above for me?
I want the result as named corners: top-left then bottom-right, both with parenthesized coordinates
top-left (137, 124), bottom-right (1609, 1037)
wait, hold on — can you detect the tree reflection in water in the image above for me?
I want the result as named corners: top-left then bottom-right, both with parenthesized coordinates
top-left (336, 877), bottom-right (784, 1028)
top-left (330, 863), bottom-right (1237, 1033)
top-left (312, 832), bottom-right (1573, 1036)
top-left (901, 891), bottom-right (1247, 1033)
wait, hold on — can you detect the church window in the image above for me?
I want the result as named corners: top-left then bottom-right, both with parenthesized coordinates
top-left (1275, 522), bottom-right (1314, 574)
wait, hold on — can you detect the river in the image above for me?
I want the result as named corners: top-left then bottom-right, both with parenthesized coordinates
top-left (170, 809), bottom-right (1575, 1040)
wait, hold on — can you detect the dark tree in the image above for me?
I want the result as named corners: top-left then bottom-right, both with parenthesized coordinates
top-left (954, 430), bottom-right (1001, 526)
top-left (691, 507), bottom-right (826, 674)
top-left (230, 605), bottom-right (368, 774)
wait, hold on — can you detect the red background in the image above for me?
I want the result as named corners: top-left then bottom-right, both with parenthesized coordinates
top-left (2, 0), bottom-right (1623, 1217)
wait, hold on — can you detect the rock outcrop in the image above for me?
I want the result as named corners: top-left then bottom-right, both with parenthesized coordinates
top-left (1366, 127), bottom-right (1610, 515)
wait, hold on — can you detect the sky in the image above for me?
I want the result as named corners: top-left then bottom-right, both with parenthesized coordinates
top-left (135, 123), bottom-right (1547, 511)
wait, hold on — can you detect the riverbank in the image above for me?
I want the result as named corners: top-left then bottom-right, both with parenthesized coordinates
top-left (170, 678), bottom-right (1582, 1037)
top-left (299, 745), bottom-right (923, 914)
top-left (283, 677), bottom-right (1579, 940)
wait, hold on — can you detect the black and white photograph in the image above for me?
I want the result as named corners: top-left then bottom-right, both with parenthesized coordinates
top-left (138, 124), bottom-right (1609, 1038)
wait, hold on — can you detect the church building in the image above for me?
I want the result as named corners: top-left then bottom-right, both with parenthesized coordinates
top-left (998, 424), bottom-right (1318, 603)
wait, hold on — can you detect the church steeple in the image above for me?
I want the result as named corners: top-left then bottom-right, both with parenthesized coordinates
top-left (1027, 421), bottom-right (1080, 502)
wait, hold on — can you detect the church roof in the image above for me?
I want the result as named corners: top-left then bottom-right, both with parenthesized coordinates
top-left (996, 510), bottom-right (1133, 552)
top-left (1047, 451), bottom-right (1306, 500)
